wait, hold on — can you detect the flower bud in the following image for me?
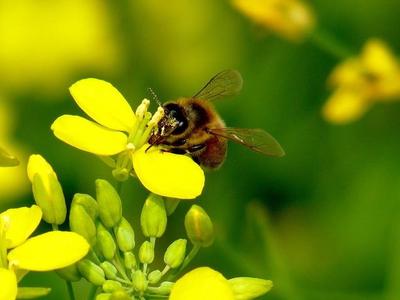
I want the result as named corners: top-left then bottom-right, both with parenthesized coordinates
top-left (140, 194), bottom-right (167, 238)
top-left (97, 222), bottom-right (117, 260)
top-left (96, 294), bottom-right (111, 300)
top-left (114, 218), bottom-right (135, 252)
top-left (96, 179), bottom-right (122, 228)
top-left (27, 154), bottom-right (66, 225)
top-left (123, 251), bottom-right (137, 270)
top-left (164, 239), bottom-right (187, 269)
top-left (100, 261), bottom-right (118, 280)
top-left (77, 259), bottom-right (106, 286)
top-left (72, 193), bottom-right (98, 220)
top-left (157, 281), bottom-right (174, 295)
top-left (102, 280), bottom-right (122, 293)
top-left (69, 204), bottom-right (97, 246)
top-left (132, 270), bottom-right (148, 293)
top-left (228, 277), bottom-right (273, 300)
top-left (148, 270), bottom-right (162, 284)
top-left (56, 264), bottom-right (81, 282)
top-left (184, 205), bottom-right (214, 247)
top-left (0, 146), bottom-right (19, 167)
top-left (139, 241), bottom-right (154, 264)
top-left (110, 290), bottom-right (131, 300)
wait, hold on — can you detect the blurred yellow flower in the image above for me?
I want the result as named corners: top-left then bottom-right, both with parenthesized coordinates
top-left (51, 79), bottom-right (205, 199)
top-left (170, 267), bottom-right (235, 300)
top-left (0, 205), bottom-right (89, 300)
top-left (232, 0), bottom-right (315, 41)
top-left (323, 39), bottom-right (400, 124)
top-left (0, 0), bottom-right (119, 93)
top-left (0, 101), bottom-right (29, 203)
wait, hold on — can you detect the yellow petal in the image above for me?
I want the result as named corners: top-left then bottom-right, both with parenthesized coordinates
top-left (70, 78), bottom-right (136, 132)
top-left (322, 89), bottom-right (371, 124)
top-left (170, 267), bottom-right (235, 300)
top-left (132, 145), bottom-right (205, 200)
top-left (0, 205), bottom-right (42, 249)
top-left (0, 268), bottom-right (17, 300)
top-left (51, 115), bottom-right (127, 156)
top-left (8, 231), bottom-right (89, 271)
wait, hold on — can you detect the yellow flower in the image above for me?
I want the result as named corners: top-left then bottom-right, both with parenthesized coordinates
top-left (0, 205), bottom-right (89, 300)
top-left (169, 267), bottom-right (235, 300)
top-left (323, 39), bottom-right (400, 124)
top-left (51, 78), bottom-right (205, 199)
top-left (232, 0), bottom-right (315, 41)
top-left (0, 268), bottom-right (17, 300)
top-left (0, 0), bottom-right (119, 93)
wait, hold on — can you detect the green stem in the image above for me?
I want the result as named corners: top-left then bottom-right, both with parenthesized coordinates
top-left (116, 180), bottom-right (123, 195)
top-left (309, 27), bottom-right (354, 60)
top-left (65, 281), bottom-right (75, 300)
top-left (52, 224), bottom-right (59, 231)
top-left (87, 285), bottom-right (98, 300)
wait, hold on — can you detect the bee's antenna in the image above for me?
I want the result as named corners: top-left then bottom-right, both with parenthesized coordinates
top-left (148, 88), bottom-right (162, 107)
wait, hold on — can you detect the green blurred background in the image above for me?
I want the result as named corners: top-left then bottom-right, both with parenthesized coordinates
top-left (1, 0), bottom-right (400, 299)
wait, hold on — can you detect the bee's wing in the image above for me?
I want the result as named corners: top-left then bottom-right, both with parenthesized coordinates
top-left (207, 127), bottom-right (285, 157)
top-left (193, 69), bottom-right (243, 101)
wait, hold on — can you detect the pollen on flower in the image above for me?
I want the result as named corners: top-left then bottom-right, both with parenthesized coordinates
top-left (136, 99), bottom-right (151, 119)
top-left (126, 143), bottom-right (136, 151)
top-left (148, 106), bottom-right (165, 127)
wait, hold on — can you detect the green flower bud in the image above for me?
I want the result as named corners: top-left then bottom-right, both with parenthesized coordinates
top-left (31, 173), bottom-right (66, 225)
top-left (72, 193), bottom-right (98, 220)
top-left (96, 293), bottom-right (111, 300)
top-left (157, 281), bottom-right (174, 295)
top-left (123, 251), bottom-right (137, 270)
top-left (139, 241), bottom-right (154, 264)
top-left (27, 155), bottom-right (66, 225)
top-left (132, 270), bottom-right (148, 293)
top-left (140, 194), bottom-right (167, 238)
top-left (17, 287), bottom-right (51, 298)
top-left (0, 146), bottom-right (19, 167)
top-left (114, 218), bottom-right (135, 252)
top-left (148, 270), bottom-right (162, 284)
top-left (229, 277), bottom-right (273, 300)
top-left (102, 280), bottom-right (122, 293)
top-left (97, 222), bottom-right (117, 260)
top-left (56, 264), bottom-right (81, 282)
top-left (100, 262), bottom-right (118, 280)
top-left (69, 204), bottom-right (97, 246)
top-left (184, 205), bottom-right (214, 247)
top-left (77, 259), bottom-right (106, 286)
top-left (96, 179), bottom-right (122, 228)
top-left (110, 290), bottom-right (131, 300)
top-left (164, 239), bottom-right (187, 269)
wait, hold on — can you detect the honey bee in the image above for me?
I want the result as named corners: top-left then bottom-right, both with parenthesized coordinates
top-left (148, 69), bottom-right (285, 169)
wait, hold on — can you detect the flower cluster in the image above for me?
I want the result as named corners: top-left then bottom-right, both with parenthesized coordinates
top-left (51, 78), bottom-right (204, 199)
top-left (323, 39), bottom-right (400, 124)
top-left (63, 178), bottom-right (272, 300)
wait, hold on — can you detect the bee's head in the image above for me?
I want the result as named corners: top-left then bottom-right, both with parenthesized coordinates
top-left (149, 102), bottom-right (188, 145)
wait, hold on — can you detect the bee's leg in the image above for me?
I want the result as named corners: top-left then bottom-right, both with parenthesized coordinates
top-left (162, 148), bottom-right (187, 155)
top-left (188, 144), bottom-right (206, 153)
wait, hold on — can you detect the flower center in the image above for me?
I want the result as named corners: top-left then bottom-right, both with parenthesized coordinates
top-left (112, 99), bottom-right (164, 181)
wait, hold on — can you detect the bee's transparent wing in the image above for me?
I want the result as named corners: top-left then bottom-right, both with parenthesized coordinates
top-left (207, 127), bottom-right (285, 157)
top-left (193, 69), bottom-right (243, 101)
